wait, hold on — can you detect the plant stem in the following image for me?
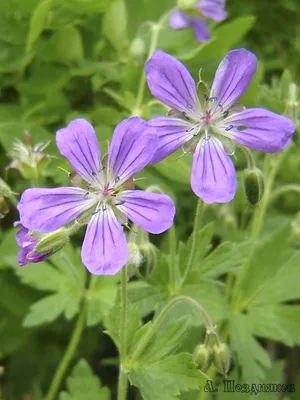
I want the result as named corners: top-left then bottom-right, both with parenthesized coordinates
top-left (131, 295), bottom-right (215, 362)
top-left (117, 265), bottom-right (129, 400)
top-left (168, 225), bottom-right (177, 291)
top-left (45, 303), bottom-right (87, 400)
top-left (132, 9), bottom-right (174, 115)
top-left (180, 199), bottom-right (205, 286)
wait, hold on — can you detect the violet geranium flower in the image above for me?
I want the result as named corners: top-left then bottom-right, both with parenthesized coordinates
top-left (145, 49), bottom-right (295, 204)
top-left (14, 222), bottom-right (51, 266)
top-left (17, 118), bottom-right (175, 275)
top-left (170, 0), bottom-right (226, 43)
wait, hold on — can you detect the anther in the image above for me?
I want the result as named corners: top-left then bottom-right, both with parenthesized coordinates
top-left (186, 127), bottom-right (194, 132)
top-left (204, 135), bottom-right (211, 141)
top-left (217, 103), bottom-right (223, 112)
top-left (115, 200), bottom-right (125, 206)
top-left (225, 125), bottom-right (234, 131)
top-left (204, 94), bottom-right (209, 102)
top-left (223, 110), bottom-right (229, 118)
top-left (115, 176), bottom-right (120, 184)
top-left (182, 112), bottom-right (190, 120)
top-left (209, 96), bottom-right (218, 102)
top-left (187, 104), bottom-right (193, 109)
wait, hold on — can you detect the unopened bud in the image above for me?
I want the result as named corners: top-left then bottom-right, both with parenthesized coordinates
top-left (130, 38), bottom-right (146, 62)
top-left (212, 343), bottom-right (231, 376)
top-left (34, 228), bottom-right (69, 255)
top-left (242, 167), bottom-right (264, 206)
top-left (193, 344), bottom-right (213, 372)
top-left (127, 242), bottom-right (143, 279)
top-left (140, 242), bottom-right (158, 276)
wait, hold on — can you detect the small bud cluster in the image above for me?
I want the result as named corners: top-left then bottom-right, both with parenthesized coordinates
top-left (193, 329), bottom-right (231, 376)
top-left (7, 131), bottom-right (51, 180)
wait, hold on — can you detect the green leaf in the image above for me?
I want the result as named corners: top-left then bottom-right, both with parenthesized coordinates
top-left (179, 222), bottom-right (214, 274)
top-left (129, 353), bottom-right (207, 400)
top-left (105, 296), bottom-right (142, 350)
top-left (59, 359), bottom-right (110, 400)
top-left (135, 316), bottom-right (191, 363)
top-left (230, 313), bottom-right (271, 382)
top-left (26, 0), bottom-right (53, 52)
top-left (249, 304), bottom-right (300, 347)
top-left (239, 224), bottom-right (298, 307)
top-left (102, 0), bottom-right (129, 53)
top-left (23, 292), bottom-right (70, 327)
top-left (197, 241), bottom-right (251, 279)
top-left (14, 247), bottom-right (86, 326)
top-left (86, 276), bottom-right (118, 326)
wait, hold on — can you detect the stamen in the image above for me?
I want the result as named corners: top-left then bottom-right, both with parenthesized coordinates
top-left (186, 127), bottom-right (194, 132)
top-left (182, 111), bottom-right (190, 120)
top-left (223, 110), bottom-right (229, 118)
top-left (204, 94), bottom-right (209, 102)
top-left (204, 135), bottom-right (211, 141)
top-left (187, 104), bottom-right (193, 109)
top-left (115, 200), bottom-right (126, 206)
top-left (217, 103), bottom-right (223, 112)
top-left (102, 205), bottom-right (107, 212)
top-left (225, 125), bottom-right (234, 131)
top-left (209, 96), bottom-right (218, 102)
top-left (115, 176), bottom-right (120, 184)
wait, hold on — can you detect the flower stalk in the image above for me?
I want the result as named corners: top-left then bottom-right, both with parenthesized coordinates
top-left (117, 265), bottom-right (129, 400)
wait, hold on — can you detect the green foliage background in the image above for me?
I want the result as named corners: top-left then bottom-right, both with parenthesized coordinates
top-left (0, 0), bottom-right (300, 399)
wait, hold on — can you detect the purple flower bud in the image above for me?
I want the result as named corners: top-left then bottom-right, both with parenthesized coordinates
top-left (14, 222), bottom-right (51, 266)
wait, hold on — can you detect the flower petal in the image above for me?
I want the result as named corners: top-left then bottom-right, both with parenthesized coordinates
top-left (190, 17), bottom-right (210, 42)
top-left (117, 190), bottom-right (175, 234)
top-left (18, 187), bottom-right (92, 233)
top-left (169, 10), bottom-right (190, 29)
top-left (191, 137), bottom-right (236, 203)
top-left (108, 117), bottom-right (157, 185)
top-left (210, 49), bottom-right (257, 111)
top-left (145, 50), bottom-right (201, 119)
top-left (223, 108), bottom-right (295, 152)
top-left (56, 118), bottom-right (103, 185)
top-left (196, 0), bottom-right (227, 21)
top-left (149, 117), bottom-right (195, 163)
top-left (81, 207), bottom-right (128, 275)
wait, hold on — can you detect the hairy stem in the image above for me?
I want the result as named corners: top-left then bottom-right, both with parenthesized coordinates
top-left (180, 199), bottom-right (205, 286)
top-left (132, 9), bottom-right (174, 115)
top-left (117, 265), bottom-right (129, 400)
top-left (168, 225), bottom-right (178, 291)
top-left (45, 303), bottom-right (87, 400)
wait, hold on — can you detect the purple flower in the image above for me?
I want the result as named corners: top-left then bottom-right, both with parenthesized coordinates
top-left (14, 222), bottom-right (51, 266)
top-left (170, 0), bottom-right (226, 43)
top-left (145, 49), bottom-right (295, 204)
top-left (17, 117), bottom-right (175, 275)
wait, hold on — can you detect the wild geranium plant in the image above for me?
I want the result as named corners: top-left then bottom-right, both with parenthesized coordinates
top-left (1, 1), bottom-right (300, 400)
